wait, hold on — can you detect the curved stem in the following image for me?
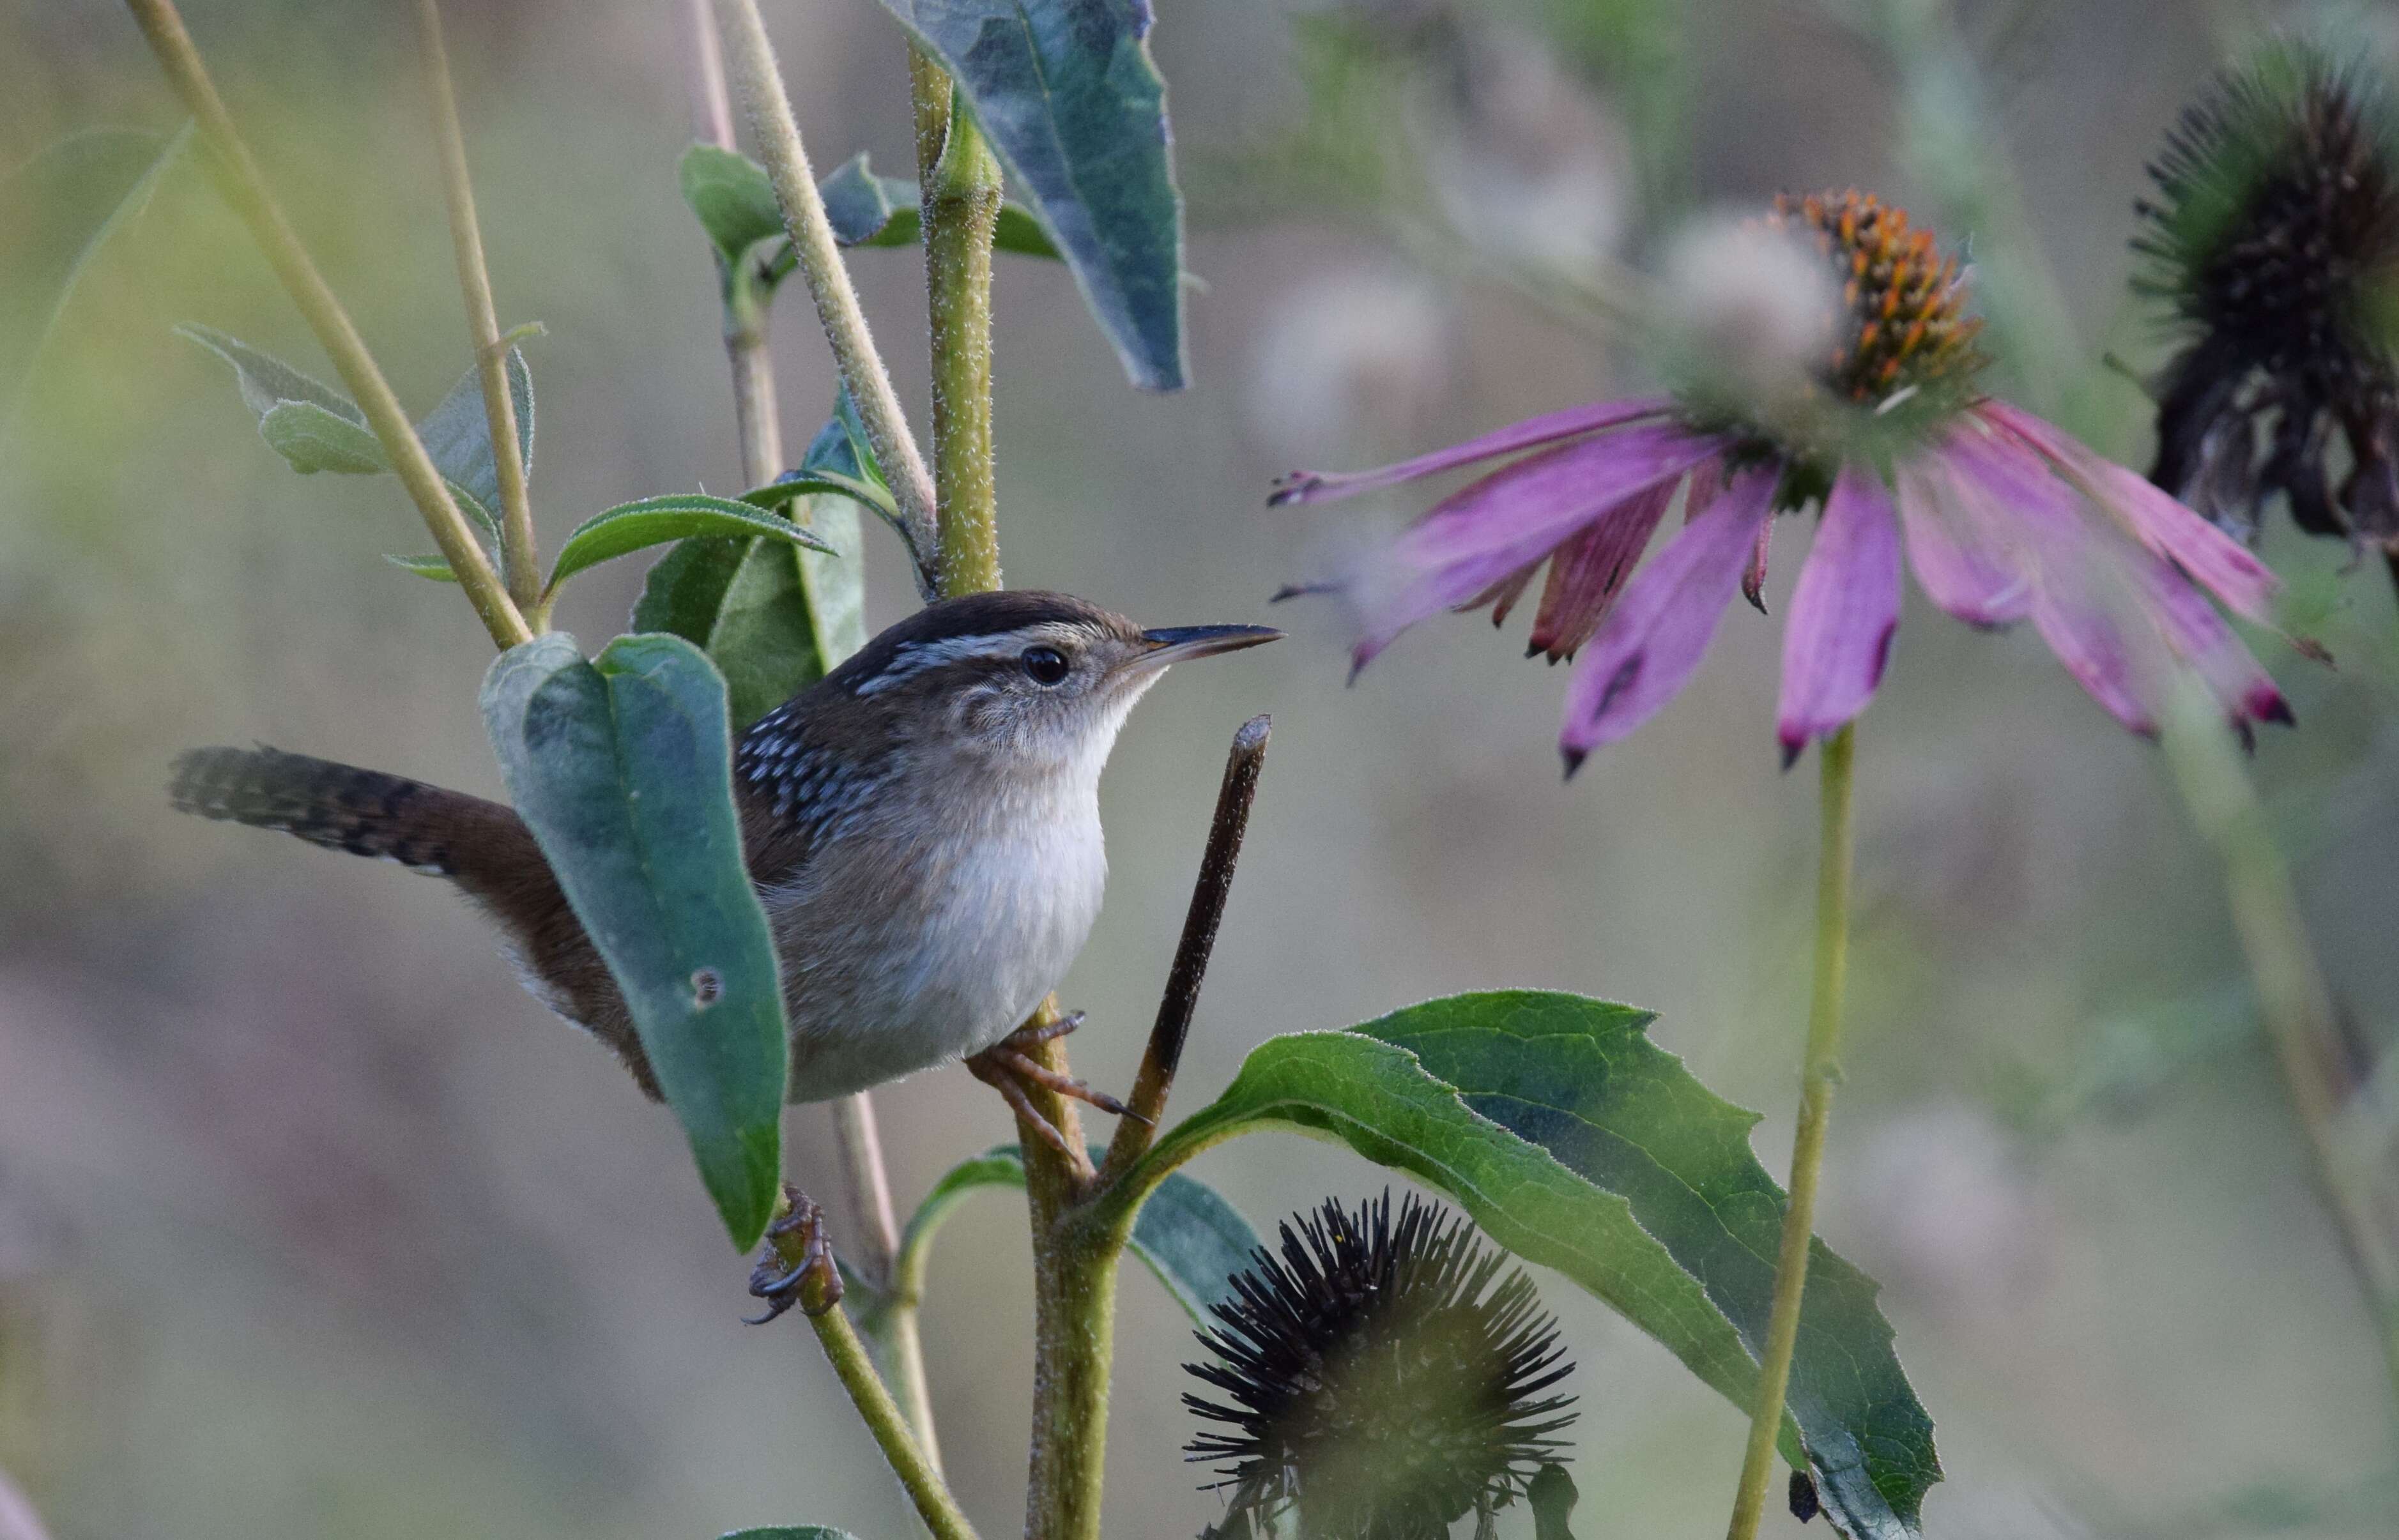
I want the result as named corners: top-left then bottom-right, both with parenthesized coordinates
top-left (414, 0), bottom-right (538, 613)
top-left (1724, 722), bottom-right (1856, 1540)
top-left (123, 0), bottom-right (530, 649)
top-left (710, 0), bottom-right (942, 597)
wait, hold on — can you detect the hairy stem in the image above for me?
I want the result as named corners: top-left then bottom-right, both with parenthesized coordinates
top-left (710, 0), bottom-right (941, 595)
top-left (675, 0), bottom-right (935, 1464)
top-left (2163, 687), bottom-right (2399, 1411)
top-left (916, 74), bottom-right (1004, 593)
top-left (123, 0), bottom-right (529, 648)
top-left (1725, 722), bottom-right (1856, 1540)
top-left (413, 0), bottom-right (538, 614)
top-left (762, 1194), bottom-right (977, 1540)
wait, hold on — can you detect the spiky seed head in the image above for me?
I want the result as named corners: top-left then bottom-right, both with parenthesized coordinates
top-left (1183, 1193), bottom-right (1576, 1540)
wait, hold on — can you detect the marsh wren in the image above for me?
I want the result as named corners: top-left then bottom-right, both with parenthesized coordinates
top-left (169, 591), bottom-right (1278, 1131)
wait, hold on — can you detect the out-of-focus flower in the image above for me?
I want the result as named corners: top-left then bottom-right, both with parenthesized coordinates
top-left (1276, 191), bottom-right (2307, 769)
top-left (2135, 42), bottom-right (2399, 566)
top-left (1246, 270), bottom-right (1455, 468)
top-left (1184, 1193), bottom-right (1575, 1540)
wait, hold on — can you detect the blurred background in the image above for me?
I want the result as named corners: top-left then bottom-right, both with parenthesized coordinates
top-left (6, 0), bottom-right (2399, 1536)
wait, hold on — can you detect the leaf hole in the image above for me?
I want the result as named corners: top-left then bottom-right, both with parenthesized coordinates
top-left (692, 967), bottom-right (723, 1007)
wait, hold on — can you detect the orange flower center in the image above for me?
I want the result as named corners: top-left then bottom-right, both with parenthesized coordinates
top-left (1766, 190), bottom-right (1986, 405)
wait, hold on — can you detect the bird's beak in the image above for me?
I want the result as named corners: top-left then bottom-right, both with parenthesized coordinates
top-left (1125, 623), bottom-right (1283, 675)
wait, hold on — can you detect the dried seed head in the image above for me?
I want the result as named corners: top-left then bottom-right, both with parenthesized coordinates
top-left (1183, 1193), bottom-right (1577, 1540)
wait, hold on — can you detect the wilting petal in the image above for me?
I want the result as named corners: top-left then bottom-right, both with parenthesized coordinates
top-left (2029, 576), bottom-right (2156, 736)
top-left (1975, 400), bottom-right (2280, 624)
top-left (1270, 396), bottom-right (1676, 506)
top-left (1740, 516), bottom-right (1775, 613)
top-left (1896, 445), bottom-right (2032, 627)
top-left (2136, 556), bottom-right (2292, 734)
top-left (1351, 424), bottom-right (1724, 669)
top-left (1776, 469), bottom-right (1903, 765)
top-left (1463, 565), bottom-right (1540, 629)
top-left (1527, 474), bottom-right (1685, 661)
top-left (1559, 467), bottom-right (1778, 768)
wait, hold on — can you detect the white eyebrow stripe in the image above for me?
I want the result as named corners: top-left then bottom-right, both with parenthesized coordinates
top-left (852, 633), bottom-right (1022, 694)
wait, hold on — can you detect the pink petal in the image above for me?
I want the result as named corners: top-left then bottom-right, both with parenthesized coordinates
top-left (1271, 396), bottom-right (1678, 507)
top-left (1775, 469), bottom-right (1903, 765)
top-left (1974, 400), bottom-right (2279, 624)
top-left (1559, 466), bottom-right (1779, 768)
top-left (1465, 565), bottom-right (1540, 629)
top-left (1351, 424), bottom-right (1723, 670)
top-left (2030, 577), bottom-right (2155, 736)
top-left (2136, 557), bottom-right (2292, 735)
top-left (1741, 516), bottom-right (1775, 613)
top-left (1895, 445), bottom-right (2032, 627)
top-left (1526, 475), bottom-right (1683, 661)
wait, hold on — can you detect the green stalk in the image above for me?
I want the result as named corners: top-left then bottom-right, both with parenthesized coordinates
top-left (414, 0), bottom-right (538, 614)
top-left (2161, 685), bottom-right (2399, 1412)
top-left (921, 85), bottom-right (1004, 593)
top-left (122, 0), bottom-right (530, 649)
top-left (1724, 722), bottom-right (1857, 1540)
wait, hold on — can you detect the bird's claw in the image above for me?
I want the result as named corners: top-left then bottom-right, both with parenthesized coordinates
top-left (965, 1010), bottom-right (1143, 1164)
top-left (744, 1187), bottom-right (843, 1324)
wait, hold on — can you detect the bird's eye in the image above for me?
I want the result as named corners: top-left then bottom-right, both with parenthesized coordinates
top-left (1020, 645), bottom-right (1070, 685)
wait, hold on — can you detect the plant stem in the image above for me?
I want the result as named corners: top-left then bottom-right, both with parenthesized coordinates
top-left (414, 0), bottom-right (538, 614)
top-left (710, 0), bottom-right (942, 595)
top-left (762, 1193), bottom-right (978, 1540)
top-left (1724, 722), bottom-right (1857, 1540)
top-left (913, 68), bottom-right (1004, 593)
top-left (2161, 687), bottom-right (2399, 1410)
top-left (674, 0), bottom-right (935, 1465)
top-left (123, 0), bottom-right (530, 649)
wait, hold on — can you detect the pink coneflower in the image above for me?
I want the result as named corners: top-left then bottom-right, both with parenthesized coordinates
top-left (1276, 190), bottom-right (2307, 770)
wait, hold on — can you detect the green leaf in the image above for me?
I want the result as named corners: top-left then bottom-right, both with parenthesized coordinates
top-left (384, 553), bottom-right (460, 583)
top-left (901, 1145), bottom-right (1261, 1325)
top-left (870, 0), bottom-right (1187, 390)
top-left (257, 399), bottom-right (388, 475)
top-left (631, 397), bottom-right (871, 728)
top-left (545, 493), bottom-right (834, 596)
top-left (679, 142), bottom-right (790, 269)
top-left (480, 633), bottom-right (786, 1248)
top-left (1, 125), bottom-right (191, 430)
top-left (719, 1530), bottom-right (859, 1540)
top-left (815, 151), bottom-right (1061, 259)
top-left (180, 324), bottom-right (533, 546)
top-left (1140, 997), bottom-right (1940, 1540)
top-left (1363, 993), bottom-right (1938, 1539)
top-left (737, 469), bottom-right (897, 522)
top-left (415, 346), bottom-right (535, 519)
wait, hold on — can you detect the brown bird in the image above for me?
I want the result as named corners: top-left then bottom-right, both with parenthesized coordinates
top-left (169, 590), bottom-right (1279, 1138)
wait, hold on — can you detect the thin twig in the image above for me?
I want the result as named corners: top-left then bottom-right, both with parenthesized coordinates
top-left (121, 0), bottom-right (530, 649)
top-left (710, 0), bottom-right (942, 596)
top-left (753, 1190), bottom-right (978, 1540)
top-left (415, 0), bottom-right (539, 614)
top-left (678, 0), bottom-right (737, 149)
top-left (1099, 715), bottom-right (1272, 1184)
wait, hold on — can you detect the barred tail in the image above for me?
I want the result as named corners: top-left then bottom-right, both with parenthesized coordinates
top-left (169, 745), bottom-right (500, 876)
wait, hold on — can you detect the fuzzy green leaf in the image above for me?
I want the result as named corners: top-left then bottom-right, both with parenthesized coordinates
top-left (631, 397), bottom-right (871, 728)
top-left (815, 151), bottom-right (1061, 259)
top-left (869, 0), bottom-right (1186, 389)
top-left (1, 125), bottom-right (190, 430)
top-left (545, 493), bottom-right (833, 597)
top-left (679, 142), bottom-right (790, 269)
top-left (901, 1145), bottom-right (1261, 1325)
top-left (480, 634), bottom-right (785, 1248)
top-left (257, 399), bottom-right (387, 475)
top-left (1142, 995), bottom-right (1940, 1540)
top-left (385, 553), bottom-right (461, 583)
top-left (415, 346), bottom-right (535, 519)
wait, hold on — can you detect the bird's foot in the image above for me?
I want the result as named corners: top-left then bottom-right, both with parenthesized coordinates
top-left (744, 1186), bottom-right (843, 1324)
top-left (965, 1012), bottom-right (1147, 1162)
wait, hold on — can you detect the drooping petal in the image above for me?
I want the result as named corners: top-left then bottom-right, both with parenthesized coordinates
top-left (1526, 473), bottom-right (1687, 662)
top-left (1269, 396), bottom-right (1676, 507)
top-left (1895, 444), bottom-right (2032, 627)
top-left (1740, 516), bottom-right (1775, 613)
top-left (2136, 555), bottom-right (2292, 735)
top-left (1775, 469), bottom-right (1903, 765)
top-left (1975, 400), bottom-right (2280, 624)
top-left (1463, 565), bottom-right (1541, 629)
top-left (2030, 574), bottom-right (2157, 736)
top-left (1559, 466), bottom-right (1779, 768)
top-left (1351, 424), bottom-right (1724, 671)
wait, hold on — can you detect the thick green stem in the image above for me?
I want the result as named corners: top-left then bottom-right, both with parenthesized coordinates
top-left (123, 0), bottom-right (530, 648)
top-left (1725, 722), bottom-right (1856, 1540)
top-left (2162, 686), bottom-right (2399, 1412)
top-left (917, 77), bottom-right (1004, 595)
top-left (414, 0), bottom-right (538, 613)
top-left (712, 0), bottom-right (941, 593)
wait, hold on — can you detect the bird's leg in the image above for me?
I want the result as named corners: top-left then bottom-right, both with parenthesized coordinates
top-left (965, 1011), bottom-right (1147, 1159)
